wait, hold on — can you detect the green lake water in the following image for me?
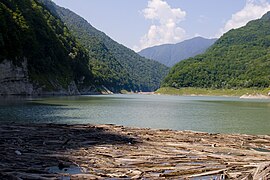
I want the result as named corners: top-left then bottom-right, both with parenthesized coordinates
top-left (0, 94), bottom-right (269, 135)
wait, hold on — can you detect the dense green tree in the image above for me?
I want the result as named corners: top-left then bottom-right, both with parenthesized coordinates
top-left (39, 0), bottom-right (169, 92)
top-left (163, 12), bottom-right (270, 89)
top-left (0, 0), bottom-right (93, 91)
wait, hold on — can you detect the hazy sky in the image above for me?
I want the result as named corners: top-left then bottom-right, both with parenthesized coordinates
top-left (53, 0), bottom-right (270, 51)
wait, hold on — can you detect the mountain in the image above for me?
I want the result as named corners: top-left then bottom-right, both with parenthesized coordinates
top-left (0, 0), bottom-right (94, 95)
top-left (138, 37), bottom-right (217, 67)
top-left (162, 12), bottom-right (270, 89)
top-left (39, 0), bottom-right (169, 92)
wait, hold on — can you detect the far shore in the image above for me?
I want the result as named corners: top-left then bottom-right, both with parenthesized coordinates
top-left (1, 87), bottom-right (270, 99)
top-left (155, 87), bottom-right (270, 99)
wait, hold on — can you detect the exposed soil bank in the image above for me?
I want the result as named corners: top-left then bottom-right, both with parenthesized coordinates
top-left (240, 94), bottom-right (270, 99)
top-left (156, 87), bottom-right (270, 99)
top-left (0, 124), bottom-right (269, 179)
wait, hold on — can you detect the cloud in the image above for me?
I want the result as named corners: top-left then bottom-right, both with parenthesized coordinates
top-left (197, 15), bottom-right (208, 24)
top-left (218, 0), bottom-right (270, 37)
top-left (134, 0), bottom-right (186, 51)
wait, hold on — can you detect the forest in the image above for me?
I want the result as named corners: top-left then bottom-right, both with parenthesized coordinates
top-left (0, 0), bottom-right (93, 91)
top-left (163, 12), bottom-right (270, 89)
top-left (40, 0), bottom-right (169, 92)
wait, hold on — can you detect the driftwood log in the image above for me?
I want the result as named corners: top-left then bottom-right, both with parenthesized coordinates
top-left (0, 123), bottom-right (269, 179)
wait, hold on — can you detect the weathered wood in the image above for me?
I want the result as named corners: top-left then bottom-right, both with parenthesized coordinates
top-left (0, 123), bottom-right (269, 179)
top-left (253, 163), bottom-right (270, 179)
top-left (187, 168), bottom-right (228, 178)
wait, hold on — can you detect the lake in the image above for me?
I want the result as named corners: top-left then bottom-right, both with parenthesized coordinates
top-left (0, 94), bottom-right (269, 135)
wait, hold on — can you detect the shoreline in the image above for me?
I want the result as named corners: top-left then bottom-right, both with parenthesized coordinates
top-left (155, 87), bottom-right (270, 99)
top-left (0, 123), bottom-right (269, 179)
top-left (1, 88), bottom-right (270, 100)
top-left (155, 92), bottom-right (270, 99)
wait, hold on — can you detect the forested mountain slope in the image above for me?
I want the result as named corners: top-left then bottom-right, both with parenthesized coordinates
top-left (163, 12), bottom-right (270, 89)
top-left (40, 0), bottom-right (169, 92)
top-left (0, 0), bottom-right (93, 95)
top-left (139, 37), bottom-right (216, 67)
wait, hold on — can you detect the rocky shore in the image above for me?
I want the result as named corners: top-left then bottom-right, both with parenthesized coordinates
top-left (240, 94), bottom-right (270, 99)
top-left (0, 124), bottom-right (269, 179)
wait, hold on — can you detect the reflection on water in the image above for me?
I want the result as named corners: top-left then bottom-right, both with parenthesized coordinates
top-left (0, 94), bottom-right (269, 135)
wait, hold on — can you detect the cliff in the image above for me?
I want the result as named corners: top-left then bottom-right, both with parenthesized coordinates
top-left (0, 59), bottom-right (34, 95)
top-left (0, 59), bottom-right (82, 95)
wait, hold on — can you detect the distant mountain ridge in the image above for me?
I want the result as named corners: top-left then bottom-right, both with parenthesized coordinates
top-left (40, 0), bottom-right (169, 92)
top-left (162, 12), bottom-right (270, 89)
top-left (138, 37), bottom-right (217, 67)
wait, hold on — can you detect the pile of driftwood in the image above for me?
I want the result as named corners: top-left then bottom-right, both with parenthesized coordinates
top-left (0, 123), bottom-right (269, 179)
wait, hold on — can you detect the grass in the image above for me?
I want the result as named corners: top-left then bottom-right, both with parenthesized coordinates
top-left (156, 87), bottom-right (270, 97)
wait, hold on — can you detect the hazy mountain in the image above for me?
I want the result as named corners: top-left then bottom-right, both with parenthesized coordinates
top-left (40, 0), bottom-right (169, 92)
top-left (138, 37), bottom-right (217, 67)
top-left (162, 12), bottom-right (270, 89)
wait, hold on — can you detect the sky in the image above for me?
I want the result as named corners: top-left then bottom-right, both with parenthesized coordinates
top-left (53, 0), bottom-right (270, 51)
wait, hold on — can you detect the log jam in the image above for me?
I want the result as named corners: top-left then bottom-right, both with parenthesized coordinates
top-left (0, 123), bottom-right (269, 179)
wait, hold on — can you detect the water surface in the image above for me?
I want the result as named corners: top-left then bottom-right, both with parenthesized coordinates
top-left (0, 94), bottom-right (269, 135)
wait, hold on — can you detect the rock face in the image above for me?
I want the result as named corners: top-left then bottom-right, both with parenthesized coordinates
top-left (0, 59), bottom-right (81, 96)
top-left (0, 59), bottom-right (35, 95)
top-left (68, 81), bottom-right (80, 95)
